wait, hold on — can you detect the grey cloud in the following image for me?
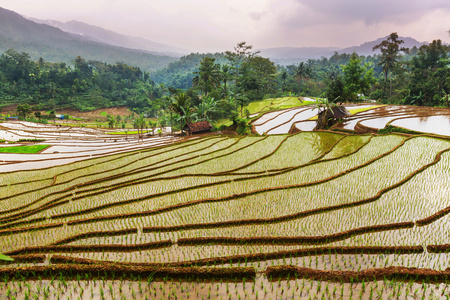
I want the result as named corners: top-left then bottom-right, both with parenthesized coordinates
top-left (249, 11), bottom-right (266, 21)
top-left (294, 0), bottom-right (450, 25)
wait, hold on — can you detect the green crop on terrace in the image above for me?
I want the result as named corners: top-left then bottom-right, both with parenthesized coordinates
top-left (0, 144), bottom-right (50, 153)
top-left (1, 132), bottom-right (450, 298)
top-left (246, 97), bottom-right (314, 115)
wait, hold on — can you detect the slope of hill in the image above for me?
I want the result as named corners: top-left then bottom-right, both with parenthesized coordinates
top-left (29, 18), bottom-right (189, 57)
top-left (258, 47), bottom-right (340, 65)
top-left (0, 7), bottom-right (177, 72)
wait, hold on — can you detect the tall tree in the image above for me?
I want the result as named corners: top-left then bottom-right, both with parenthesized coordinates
top-left (294, 62), bottom-right (312, 96)
top-left (192, 57), bottom-right (221, 96)
top-left (0, 49), bottom-right (35, 83)
top-left (407, 40), bottom-right (450, 106)
top-left (372, 32), bottom-right (409, 98)
top-left (341, 53), bottom-right (376, 102)
top-left (133, 114), bottom-right (147, 140)
top-left (170, 92), bottom-right (192, 128)
top-left (225, 42), bottom-right (258, 98)
top-left (220, 64), bottom-right (232, 96)
top-left (240, 55), bottom-right (277, 100)
top-left (16, 104), bottom-right (30, 120)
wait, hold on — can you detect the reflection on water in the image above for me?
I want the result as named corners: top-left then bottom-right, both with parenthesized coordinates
top-left (360, 116), bottom-right (405, 129)
top-left (391, 116), bottom-right (450, 136)
top-left (307, 132), bottom-right (330, 156)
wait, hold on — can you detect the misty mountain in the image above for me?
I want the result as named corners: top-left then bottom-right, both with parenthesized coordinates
top-left (258, 47), bottom-right (340, 65)
top-left (0, 7), bottom-right (177, 72)
top-left (338, 36), bottom-right (427, 56)
top-left (259, 36), bottom-right (427, 65)
top-left (29, 18), bottom-right (190, 57)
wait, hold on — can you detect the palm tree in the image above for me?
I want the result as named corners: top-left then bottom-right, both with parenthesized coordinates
top-left (192, 57), bottom-right (221, 96)
top-left (107, 115), bottom-right (115, 129)
top-left (177, 106), bottom-right (194, 130)
top-left (281, 70), bottom-right (288, 93)
top-left (221, 64), bottom-right (232, 96)
top-left (133, 114), bottom-right (146, 141)
top-left (294, 62), bottom-right (312, 96)
top-left (149, 120), bottom-right (158, 135)
top-left (170, 92), bottom-right (191, 130)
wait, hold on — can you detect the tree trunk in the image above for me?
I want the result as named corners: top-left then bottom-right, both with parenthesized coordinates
top-left (298, 77), bottom-right (302, 96)
top-left (383, 70), bottom-right (388, 98)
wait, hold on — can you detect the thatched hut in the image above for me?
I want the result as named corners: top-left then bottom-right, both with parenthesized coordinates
top-left (183, 121), bottom-right (212, 135)
top-left (315, 106), bottom-right (351, 130)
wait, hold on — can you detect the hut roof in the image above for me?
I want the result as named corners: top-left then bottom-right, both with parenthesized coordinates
top-left (331, 106), bottom-right (352, 118)
top-left (319, 106), bottom-right (352, 119)
top-left (183, 121), bottom-right (212, 133)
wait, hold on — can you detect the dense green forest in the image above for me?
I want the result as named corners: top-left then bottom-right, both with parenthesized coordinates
top-left (0, 34), bottom-right (449, 128)
top-left (0, 50), bottom-right (163, 113)
top-left (153, 37), bottom-right (450, 107)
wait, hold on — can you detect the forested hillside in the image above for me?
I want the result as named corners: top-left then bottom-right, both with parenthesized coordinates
top-left (151, 53), bottom-right (229, 89)
top-left (151, 37), bottom-right (449, 107)
top-left (0, 50), bottom-right (163, 114)
top-left (0, 7), bottom-right (177, 72)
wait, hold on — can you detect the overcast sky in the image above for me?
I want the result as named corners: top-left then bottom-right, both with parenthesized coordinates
top-left (2, 0), bottom-right (449, 52)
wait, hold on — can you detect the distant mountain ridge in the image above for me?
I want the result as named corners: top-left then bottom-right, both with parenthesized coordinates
top-left (259, 36), bottom-right (427, 65)
top-left (0, 6), bottom-right (432, 69)
top-left (338, 36), bottom-right (427, 56)
top-left (28, 18), bottom-right (189, 57)
top-left (0, 7), bottom-right (177, 72)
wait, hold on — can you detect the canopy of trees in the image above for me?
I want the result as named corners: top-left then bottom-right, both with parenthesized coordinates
top-left (1, 33), bottom-right (449, 130)
top-left (0, 50), bottom-right (162, 116)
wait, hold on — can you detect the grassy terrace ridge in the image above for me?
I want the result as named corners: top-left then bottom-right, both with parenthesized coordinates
top-left (246, 96), bottom-right (315, 115)
top-left (0, 144), bottom-right (50, 153)
top-left (2, 132), bottom-right (450, 298)
top-left (216, 96), bottom-right (315, 126)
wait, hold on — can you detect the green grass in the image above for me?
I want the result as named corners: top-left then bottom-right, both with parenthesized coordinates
top-left (348, 105), bottom-right (385, 115)
top-left (246, 97), bottom-right (314, 115)
top-left (0, 144), bottom-right (50, 153)
top-left (378, 125), bottom-right (423, 135)
top-left (99, 112), bottom-right (108, 116)
top-left (69, 116), bottom-right (83, 121)
top-left (215, 97), bottom-right (315, 127)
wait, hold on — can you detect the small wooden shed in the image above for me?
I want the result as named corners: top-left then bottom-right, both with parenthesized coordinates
top-left (183, 121), bottom-right (212, 135)
top-left (315, 106), bottom-right (352, 129)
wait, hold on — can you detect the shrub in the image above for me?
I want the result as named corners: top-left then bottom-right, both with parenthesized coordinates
top-left (378, 125), bottom-right (422, 135)
top-left (235, 117), bottom-right (251, 135)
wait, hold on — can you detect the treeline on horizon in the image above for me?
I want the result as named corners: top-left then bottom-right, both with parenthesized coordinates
top-left (152, 37), bottom-right (449, 107)
top-left (0, 34), bottom-right (449, 123)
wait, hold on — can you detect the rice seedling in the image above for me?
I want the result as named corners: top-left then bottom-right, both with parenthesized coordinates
top-left (1, 129), bottom-right (450, 298)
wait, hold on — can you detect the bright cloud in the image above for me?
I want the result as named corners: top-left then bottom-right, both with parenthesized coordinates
top-left (1, 0), bottom-right (449, 52)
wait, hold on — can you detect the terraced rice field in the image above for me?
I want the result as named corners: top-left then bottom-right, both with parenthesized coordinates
top-left (252, 104), bottom-right (450, 137)
top-left (1, 129), bottom-right (450, 299)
